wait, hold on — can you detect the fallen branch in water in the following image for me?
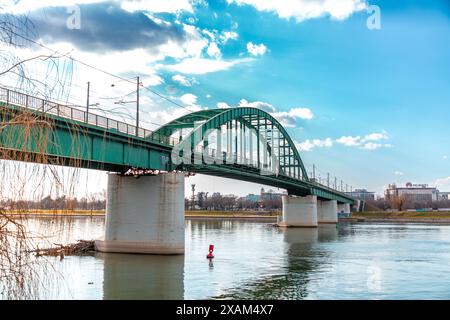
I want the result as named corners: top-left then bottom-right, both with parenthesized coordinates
top-left (31, 240), bottom-right (95, 258)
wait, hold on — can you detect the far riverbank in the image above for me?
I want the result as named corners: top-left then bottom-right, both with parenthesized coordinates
top-left (3, 209), bottom-right (450, 224)
top-left (1, 209), bottom-right (280, 221)
top-left (351, 211), bottom-right (450, 224)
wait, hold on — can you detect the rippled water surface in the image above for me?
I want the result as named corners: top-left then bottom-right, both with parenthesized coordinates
top-left (15, 217), bottom-right (450, 299)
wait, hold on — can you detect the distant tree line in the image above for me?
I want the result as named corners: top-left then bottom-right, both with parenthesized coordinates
top-left (185, 192), bottom-right (282, 211)
top-left (366, 197), bottom-right (450, 211)
top-left (0, 194), bottom-right (106, 211)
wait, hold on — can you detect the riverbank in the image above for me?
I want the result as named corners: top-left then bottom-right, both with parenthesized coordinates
top-left (5, 209), bottom-right (450, 224)
top-left (351, 211), bottom-right (450, 224)
top-left (185, 210), bottom-right (280, 222)
top-left (1, 209), bottom-right (281, 221)
top-left (1, 209), bottom-right (105, 216)
top-left (185, 210), bottom-right (279, 221)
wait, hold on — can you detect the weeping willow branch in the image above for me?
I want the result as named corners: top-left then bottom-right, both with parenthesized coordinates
top-left (0, 8), bottom-right (83, 300)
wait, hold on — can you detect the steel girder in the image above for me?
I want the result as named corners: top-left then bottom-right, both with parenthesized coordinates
top-left (153, 107), bottom-right (309, 181)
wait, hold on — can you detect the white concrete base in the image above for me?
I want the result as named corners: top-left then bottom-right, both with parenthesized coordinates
top-left (95, 172), bottom-right (185, 255)
top-left (354, 200), bottom-right (362, 212)
top-left (317, 200), bottom-right (338, 224)
top-left (278, 195), bottom-right (318, 227)
top-left (337, 203), bottom-right (351, 214)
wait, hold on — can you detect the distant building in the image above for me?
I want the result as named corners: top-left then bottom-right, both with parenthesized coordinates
top-left (245, 194), bottom-right (260, 202)
top-left (347, 189), bottom-right (375, 201)
top-left (438, 192), bottom-right (450, 201)
top-left (241, 188), bottom-right (286, 206)
top-left (385, 183), bottom-right (439, 203)
top-left (260, 188), bottom-right (286, 201)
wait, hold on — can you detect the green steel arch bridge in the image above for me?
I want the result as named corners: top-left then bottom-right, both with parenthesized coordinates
top-left (0, 86), bottom-right (354, 204)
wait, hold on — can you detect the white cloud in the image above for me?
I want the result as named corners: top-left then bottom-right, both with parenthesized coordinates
top-left (217, 99), bottom-right (275, 112)
top-left (228, 0), bottom-right (368, 23)
top-left (336, 132), bottom-right (390, 150)
top-left (206, 42), bottom-right (222, 58)
top-left (236, 99), bottom-right (276, 112)
top-left (220, 31), bottom-right (239, 43)
top-left (336, 135), bottom-right (361, 146)
top-left (443, 155), bottom-right (448, 160)
top-left (361, 142), bottom-right (392, 150)
top-left (246, 42), bottom-right (268, 56)
top-left (364, 132), bottom-right (389, 141)
top-left (217, 102), bottom-right (232, 109)
top-left (2, 0), bottom-right (104, 13)
top-left (179, 93), bottom-right (198, 106)
top-left (295, 132), bottom-right (391, 153)
top-left (0, 41), bottom-right (166, 114)
top-left (272, 107), bottom-right (314, 127)
top-left (147, 105), bottom-right (202, 129)
top-left (296, 138), bottom-right (333, 152)
top-left (394, 171), bottom-right (404, 176)
top-left (171, 74), bottom-right (197, 87)
top-left (121, 0), bottom-right (194, 13)
top-left (202, 29), bottom-right (217, 41)
top-left (157, 24), bottom-right (208, 60)
top-left (277, 108), bottom-right (314, 120)
top-left (216, 99), bottom-right (313, 127)
top-left (160, 57), bottom-right (251, 74)
top-left (2, 0), bottom-right (194, 14)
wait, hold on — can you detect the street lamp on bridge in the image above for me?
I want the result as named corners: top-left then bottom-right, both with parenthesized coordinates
top-left (85, 81), bottom-right (100, 122)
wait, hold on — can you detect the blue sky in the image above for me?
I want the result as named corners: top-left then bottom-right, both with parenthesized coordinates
top-left (1, 0), bottom-right (449, 196)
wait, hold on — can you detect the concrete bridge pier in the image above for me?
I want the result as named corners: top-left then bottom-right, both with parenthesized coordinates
top-left (95, 172), bottom-right (185, 255)
top-left (278, 195), bottom-right (318, 227)
top-left (337, 203), bottom-right (351, 215)
top-left (317, 200), bottom-right (338, 224)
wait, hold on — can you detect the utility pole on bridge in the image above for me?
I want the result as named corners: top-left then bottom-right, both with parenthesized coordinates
top-left (86, 81), bottom-right (90, 122)
top-left (191, 184), bottom-right (196, 210)
top-left (136, 76), bottom-right (140, 137)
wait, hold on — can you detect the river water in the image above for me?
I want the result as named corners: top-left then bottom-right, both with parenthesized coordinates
top-left (14, 217), bottom-right (450, 299)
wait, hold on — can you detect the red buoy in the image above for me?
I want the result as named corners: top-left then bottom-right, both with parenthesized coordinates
top-left (206, 244), bottom-right (214, 259)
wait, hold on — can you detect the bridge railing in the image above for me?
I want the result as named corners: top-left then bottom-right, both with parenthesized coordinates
top-left (0, 86), bottom-right (180, 146)
top-left (308, 179), bottom-right (349, 197)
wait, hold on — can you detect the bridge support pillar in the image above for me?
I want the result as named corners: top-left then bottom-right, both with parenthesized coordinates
top-left (337, 203), bottom-right (351, 215)
top-left (317, 200), bottom-right (338, 224)
top-left (95, 172), bottom-right (185, 255)
top-left (278, 195), bottom-right (318, 227)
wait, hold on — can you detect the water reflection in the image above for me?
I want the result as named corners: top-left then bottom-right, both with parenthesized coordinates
top-left (215, 226), bottom-right (339, 299)
top-left (12, 217), bottom-right (450, 299)
top-left (99, 253), bottom-right (184, 300)
top-left (318, 224), bottom-right (339, 242)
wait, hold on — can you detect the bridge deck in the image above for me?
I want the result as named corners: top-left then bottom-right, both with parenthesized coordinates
top-left (0, 86), bottom-right (354, 204)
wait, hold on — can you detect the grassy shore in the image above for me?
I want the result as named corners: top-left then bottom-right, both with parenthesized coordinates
top-left (2, 209), bottom-right (105, 216)
top-left (1, 209), bottom-right (280, 219)
top-left (5, 209), bottom-right (450, 222)
top-left (185, 210), bottom-right (280, 219)
top-left (353, 211), bottom-right (450, 220)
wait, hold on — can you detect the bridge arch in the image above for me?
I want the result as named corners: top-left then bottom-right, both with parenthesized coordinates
top-left (151, 107), bottom-right (309, 181)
